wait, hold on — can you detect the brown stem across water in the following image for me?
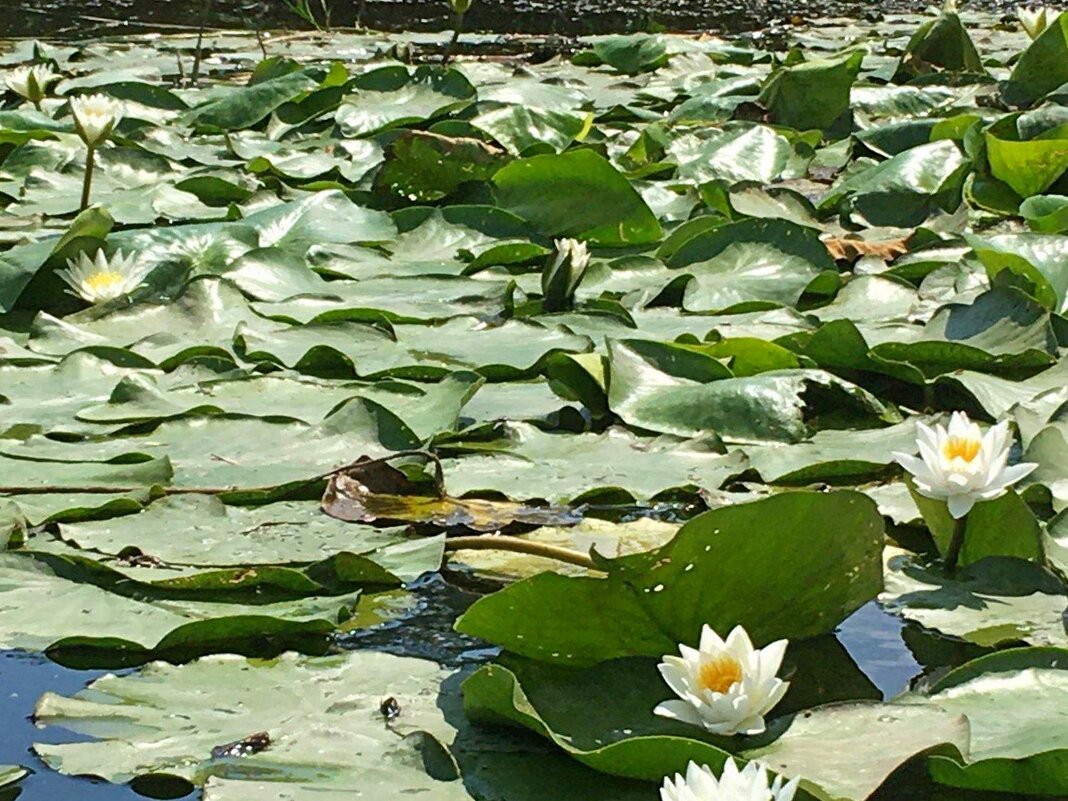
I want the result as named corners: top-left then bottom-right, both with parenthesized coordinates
top-left (445, 535), bottom-right (597, 570)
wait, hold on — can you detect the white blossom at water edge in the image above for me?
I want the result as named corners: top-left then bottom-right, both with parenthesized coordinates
top-left (70, 93), bottom-right (124, 147)
top-left (552, 237), bottom-right (590, 273)
top-left (661, 759), bottom-right (799, 801)
top-left (60, 249), bottom-right (153, 304)
top-left (654, 624), bottom-right (789, 736)
top-left (5, 64), bottom-right (59, 105)
top-left (893, 411), bottom-right (1037, 519)
top-left (1017, 6), bottom-right (1062, 38)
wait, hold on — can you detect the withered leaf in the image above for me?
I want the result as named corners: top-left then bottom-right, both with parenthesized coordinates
top-left (823, 236), bottom-right (910, 263)
top-left (321, 458), bottom-right (579, 532)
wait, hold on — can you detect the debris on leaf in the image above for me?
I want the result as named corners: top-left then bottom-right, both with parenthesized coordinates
top-left (210, 731), bottom-right (271, 760)
top-left (322, 456), bottom-right (580, 532)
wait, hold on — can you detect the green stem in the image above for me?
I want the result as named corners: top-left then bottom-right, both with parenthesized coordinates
top-left (191, 3), bottom-right (207, 85)
top-left (445, 535), bottom-right (598, 570)
top-left (80, 144), bottom-right (96, 212)
top-left (943, 514), bottom-right (968, 573)
top-left (32, 99), bottom-right (42, 112)
top-left (443, 11), bottom-right (464, 66)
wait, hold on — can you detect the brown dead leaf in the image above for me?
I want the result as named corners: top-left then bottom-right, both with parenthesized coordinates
top-left (823, 236), bottom-right (910, 263)
top-left (322, 458), bottom-right (579, 533)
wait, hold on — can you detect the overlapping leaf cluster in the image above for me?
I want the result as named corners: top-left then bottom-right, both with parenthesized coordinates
top-left (3, 8), bottom-right (1068, 800)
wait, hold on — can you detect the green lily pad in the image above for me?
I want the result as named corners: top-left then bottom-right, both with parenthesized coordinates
top-left (903, 652), bottom-right (1068, 795)
top-left (492, 149), bottom-right (662, 246)
top-left (457, 491), bottom-right (884, 665)
top-left (880, 547), bottom-right (1068, 648)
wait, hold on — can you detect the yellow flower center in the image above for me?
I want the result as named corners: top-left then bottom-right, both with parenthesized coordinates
top-left (942, 436), bottom-right (981, 463)
top-left (698, 655), bottom-right (743, 694)
top-left (83, 271), bottom-right (125, 296)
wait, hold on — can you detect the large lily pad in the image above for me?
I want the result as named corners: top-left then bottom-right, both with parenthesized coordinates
top-left (457, 491), bottom-right (884, 665)
top-left (34, 650), bottom-right (472, 796)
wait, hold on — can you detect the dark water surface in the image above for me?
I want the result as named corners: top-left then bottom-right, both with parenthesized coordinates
top-left (7, 0), bottom-right (1024, 38)
top-left (0, 594), bottom-right (926, 801)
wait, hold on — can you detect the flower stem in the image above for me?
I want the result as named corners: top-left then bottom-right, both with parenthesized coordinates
top-left (80, 145), bottom-right (96, 212)
top-left (445, 535), bottom-right (598, 570)
top-left (943, 514), bottom-right (968, 573)
top-left (191, 0), bottom-right (207, 86)
top-left (443, 11), bottom-right (465, 66)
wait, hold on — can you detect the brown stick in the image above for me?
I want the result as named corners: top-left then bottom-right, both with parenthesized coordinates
top-left (445, 535), bottom-right (597, 570)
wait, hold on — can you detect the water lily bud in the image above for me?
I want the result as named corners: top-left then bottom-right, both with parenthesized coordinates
top-left (1017, 6), bottom-right (1061, 39)
top-left (661, 759), bottom-right (799, 801)
top-left (70, 93), bottom-right (124, 148)
top-left (654, 624), bottom-right (789, 736)
top-left (61, 248), bottom-right (152, 304)
top-left (893, 411), bottom-right (1037, 519)
top-left (449, 0), bottom-right (473, 14)
top-left (542, 237), bottom-right (590, 311)
top-left (4, 64), bottom-right (58, 105)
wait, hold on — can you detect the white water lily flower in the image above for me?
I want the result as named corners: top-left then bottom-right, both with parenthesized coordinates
top-left (70, 93), bottom-right (123, 147)
top-left (893, 411), bottom-right (1037, 519)
top-left (5, 64), bottom-right (58, 105)
top-left (60, 249), bottom-right (152, 304)
top-left (654, 624), bottom-right (789, 736)
top-left (1017, 6), bottom-right (1061, 39)
top-left (552, 237), bottom-right (590, 273)
top-left (661, 759), bottom-right (799, 801)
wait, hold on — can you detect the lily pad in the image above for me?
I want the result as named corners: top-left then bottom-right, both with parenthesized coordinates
top-left (457, 491), bottom-right (884, 665)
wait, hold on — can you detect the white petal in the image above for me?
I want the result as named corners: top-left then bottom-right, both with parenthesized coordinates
top-left (757, 678), bottom-right (790, 715)
top-left (699, 624), bottom-right (727, 653)
top-left (654, 699), bottom-right (704, 727)
top-left (999, 461), bottom-right (1038, 486)
top-left (894, 453), bottom-right (934, 481)
top-left (947, 411), bottom-right (974, 439)
top-left (946, 493), bottom-right (976, 519)
top-left (756, 639), bottom-right (788, 684)
top-left (724, 625), bottom-right (755, 658)
top-left (778, 775), bottom-right (802, 801)
top-left (658, 657), bottom-right (696, 699)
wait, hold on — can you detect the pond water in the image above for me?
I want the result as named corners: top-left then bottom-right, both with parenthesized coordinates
top-left (0, 589), bottom-right (941, 801)
top-left (0, 4), bottom-right (1058, 800)
top-left (4, 0), bottom-right (1018, 38)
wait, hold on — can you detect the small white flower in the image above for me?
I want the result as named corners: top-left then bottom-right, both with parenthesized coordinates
top-left (654, 624), bottom-right (789, 737)
top-left (893, 411), bottom-right (1038, 519)
top-left (70, 93), bottom-right (123, 147)
top-left (1017, 6), bottom-right (1061, 39)
top-left (60, 248), bottom-right (152, 304)
top-left (552, 237), bottom-right (590, 274)
top-left (5, 64), bottom-right (58, 105)
top-left (661, 759), bottom-right (799, 801)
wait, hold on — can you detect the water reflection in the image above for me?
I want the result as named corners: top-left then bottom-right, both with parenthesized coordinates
top-left (6, 0), bottom-right (779, 38)
top-left (0, 650), bottom-right (192, 800)
top-left (836, 601), bottom-right (923, 699)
